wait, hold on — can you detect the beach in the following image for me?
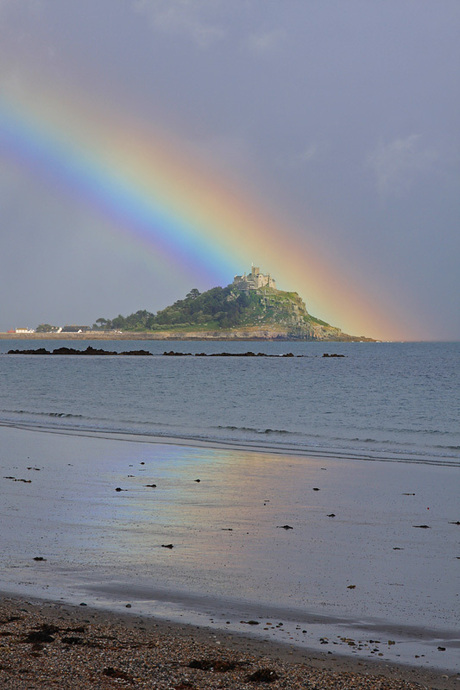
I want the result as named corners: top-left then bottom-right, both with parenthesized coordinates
top-left (0, 595), bottom-right (456, 689)
top-left (1, 422), bottom-right (459, 687)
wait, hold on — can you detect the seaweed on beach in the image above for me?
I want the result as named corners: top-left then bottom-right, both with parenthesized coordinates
top-left (188, 658), bottom-right (237, 672)
top-left (23, 624), bottom-right (60, 644)
top-left (246, 668), bottom-right (280, 683)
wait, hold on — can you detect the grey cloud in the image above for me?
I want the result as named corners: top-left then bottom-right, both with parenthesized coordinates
top-left (278, 141), bottom-right (329, 170)
top-left (186, 133), bottom-right (257, 175)
top-left (0, 0), bottom-right (43, 20)
top-left (0, 0), bottom-right (459, 339)
top-left (134, 0), bottom-right (225, 48)
top-left (367, 134), bottom-right (439, 197)
top-left (246, 28), bottom-right (286, 55)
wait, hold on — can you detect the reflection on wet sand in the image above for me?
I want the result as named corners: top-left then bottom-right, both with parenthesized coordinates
top-left (1, 425), bottom-right (459, 672)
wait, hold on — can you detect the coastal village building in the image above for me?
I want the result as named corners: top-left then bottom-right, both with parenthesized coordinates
top-left (233, 266), bottom-right (276, 291)
top-left (60, 325), bottom-right (91, 333)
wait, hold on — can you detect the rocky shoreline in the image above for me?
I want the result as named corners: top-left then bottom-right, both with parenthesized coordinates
top-left (7, 346), bottom-right (153, 356)
top-left (0, 596), bottom-right (455, 689)
top-left (6, 347), bottom-right (346, 357)
top-left (0, 329), bottom-right (373, 341)
top-left (7, 347), bottom-right (348, 357)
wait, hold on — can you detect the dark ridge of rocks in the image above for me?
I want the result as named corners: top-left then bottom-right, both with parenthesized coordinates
top-left (7, 347), bottom-right (319, 358)
top-left (322, 353), bottom-right (346, 357)
top-left (7, 346), bottom-right (152, 356)
top-left (163, 350), bottom-right (301, 357)
top-left (7, 347), bottom-right (51, 355)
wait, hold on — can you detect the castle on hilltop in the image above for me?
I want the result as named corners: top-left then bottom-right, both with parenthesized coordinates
top-left (232, 265), bottom-right (276, 291)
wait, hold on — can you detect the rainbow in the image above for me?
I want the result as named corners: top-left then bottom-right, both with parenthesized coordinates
top-left (0, 80), bottom-right (414, 339)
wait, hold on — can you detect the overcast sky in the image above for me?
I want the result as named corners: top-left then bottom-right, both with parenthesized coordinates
top-left (0, 0), bottom-right (459, 340)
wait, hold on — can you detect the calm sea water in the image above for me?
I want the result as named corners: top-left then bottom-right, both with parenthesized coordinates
top-left (0, 340), bottom-right (458, 467)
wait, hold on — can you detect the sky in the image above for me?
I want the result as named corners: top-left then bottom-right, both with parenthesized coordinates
top-left (0, 0), bottom-right (459, 341)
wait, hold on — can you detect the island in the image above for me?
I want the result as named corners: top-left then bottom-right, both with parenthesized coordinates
top-left (91, 267), bottom-right (373, 341)
top-left (5, 267), bottom-right (374, 341)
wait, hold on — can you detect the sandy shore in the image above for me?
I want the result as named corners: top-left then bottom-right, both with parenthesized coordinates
top-left (0, 594), bottom-right (457, 689)
top-left (1, 424), bottom-right (459, 685)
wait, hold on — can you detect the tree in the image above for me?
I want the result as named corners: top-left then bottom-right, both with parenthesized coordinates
top-left (111, 315), bottom-right (127, 330)
top-left (36, 324), bottom-right (57, 333)
top-left (186, 288), bottom-right (201, 300)
top-left (93, 318), bottom-right (112, 330)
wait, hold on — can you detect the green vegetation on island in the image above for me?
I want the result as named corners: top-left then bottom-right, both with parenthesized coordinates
top-left (90, 267), bottom-right (372, 341)
top-left (35, 324), bottom-right (61, 333)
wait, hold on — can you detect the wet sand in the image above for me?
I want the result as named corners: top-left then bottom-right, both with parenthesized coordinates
top-left (1, 424), bottom-right (459, 683)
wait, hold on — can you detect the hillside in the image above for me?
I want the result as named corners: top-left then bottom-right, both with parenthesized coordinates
top-left (94, 281), bottom-right (372, 341)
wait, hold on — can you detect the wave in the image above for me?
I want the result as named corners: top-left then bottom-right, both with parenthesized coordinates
top-left (1, 408), bottom-right (84, 419)
top-left (1, 409), bottom-right (459, 469)
top-left (217, 424), bottom-right (291, 435)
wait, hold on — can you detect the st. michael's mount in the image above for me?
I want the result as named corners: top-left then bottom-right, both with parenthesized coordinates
top-left (87, 266), bottom-right (374, 342)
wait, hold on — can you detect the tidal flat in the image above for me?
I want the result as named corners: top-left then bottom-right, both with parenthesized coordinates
top-left (1, 423), bottom-right (459, 686)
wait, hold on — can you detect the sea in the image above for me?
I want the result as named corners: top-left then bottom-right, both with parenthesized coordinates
top-left (1, 338), bottom-right (459, 672)
top-left (0, 339), bottom-right (458, 468)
